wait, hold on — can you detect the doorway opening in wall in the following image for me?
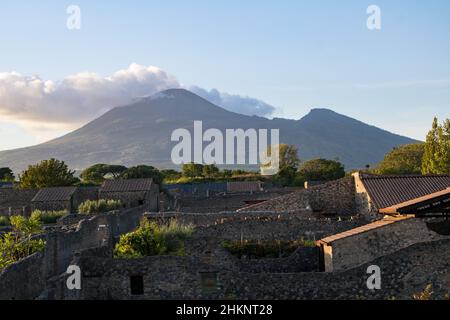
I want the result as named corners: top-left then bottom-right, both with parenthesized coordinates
top-left (138, 200), bottom-right (144, 206)
top-left (130, 275), bottom-right (144, 295)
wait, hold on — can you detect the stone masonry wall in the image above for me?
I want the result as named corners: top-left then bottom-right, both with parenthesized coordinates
top-left (327, 217), bottom-right (450, 272)
top-left (0, 189), bottom-right (38, 216)
top-left (70, 238), bottom-right (450, 300)
top-left (0, 206), bottom-right (146, 300)
top-left (238, 176), bottom-right (356, 216)
top-left (146, 211), bottom-right (366, 242)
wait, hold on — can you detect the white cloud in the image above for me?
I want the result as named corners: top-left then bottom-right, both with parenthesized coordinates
top-left (0, 64), bottom-right (179, 127)
top-left (0, 64), bottom-right (277, 140)
top-left (189, 86), bottom-right (276, 117)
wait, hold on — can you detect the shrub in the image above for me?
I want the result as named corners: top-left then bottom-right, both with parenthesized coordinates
top-left (31, 210), bottom-right (67, 224)
top-left (0, 216), bottom-right (10, 227)
top-left (78, 199), bottom-right (122, 215)
top-left (114, 219), bottom-right (193, 258)
top-left (223, 238), bottom-right (316, 259)
top-left (0, 215), bottom-right (45, 271)
top-left (413, 284), bottom-right (434, 300)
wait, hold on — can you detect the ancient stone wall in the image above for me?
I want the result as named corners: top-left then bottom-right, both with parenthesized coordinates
top-left (31, 200), bottom-right (71, 213)
top-left (69, 238), bottom-right (450, 300)
top-left (0, 251), bottom-right (46, 300)
top-left (325, 217), bottom-right (450, 272)
top-left (238, 176), bottom-right (356, 216)
top-left (0, 206), bottom-right (146, 300)
top-left (146, 211), bottom-right (365, 242)
top-left (0, 188), bottom-right (38, 216)
top-left (177, 191), bottom-right (292, 213)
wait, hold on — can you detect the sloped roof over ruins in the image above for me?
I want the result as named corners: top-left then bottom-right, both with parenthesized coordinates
top-left (317, 215), bottom-right (413, 245)
top-left (360, 174), bottom-right (450, 209)
top-left (379, 188), bottom-right (450, 215)
top-left (100, 178), bottom-right (154, 193)
top-left (32, 187), bottom-right (77, 202)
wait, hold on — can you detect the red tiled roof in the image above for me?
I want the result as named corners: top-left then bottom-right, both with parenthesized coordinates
top-left (100, 179), bottom-right (153, 193)
top-left (32, 187), bottom-right (77, 202)
top-left (360, 174), bottom-right (450, 209)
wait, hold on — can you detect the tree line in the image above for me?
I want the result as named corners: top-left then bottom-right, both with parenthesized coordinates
top-left (1, 116), bottom-right (448, 188)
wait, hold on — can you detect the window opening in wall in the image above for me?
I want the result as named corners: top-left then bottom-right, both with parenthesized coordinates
top-left (130, 275), bottom-right (144, 295)
top-left (200, 272), bottom-right (218, 293)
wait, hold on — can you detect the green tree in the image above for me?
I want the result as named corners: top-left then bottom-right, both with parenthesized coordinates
top-left (279, 144), bottom-right (301, 171)
top-left (19, 158), bottom-right (77, 189)
top-left (298, 158), bottom-right (345, 182)
top-left (80, 164), bottom-right (127, 183)
top-left (202, 164), bottom-right (219, 178)
top-left (0, 167), bottom-right (14, 182)
top-left (182, 163), bottom-right (204, 178)
top-left (270, 144), bottom-right (301, 186)
top-left (375, 144), bottom-right (425, 175)
top-left (121, 165), bottom-right (164, 184)
top-left (161, 169), bottom-right (182, 181)
top-left (422, 117), bottom-right (450, 174)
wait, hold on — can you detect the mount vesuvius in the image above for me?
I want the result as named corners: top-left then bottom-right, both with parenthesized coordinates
top-left (0, 89), bottom-right (418, 173)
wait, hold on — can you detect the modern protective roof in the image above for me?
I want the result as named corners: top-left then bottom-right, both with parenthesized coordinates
top-left (32, 187), bottom-right (77, 202)
top-left (100, 178), bottom-right (154, 193)
top-left (317, 216), bottom-right (414, 245)
top-left (359, 174), bottom-right (450, 209)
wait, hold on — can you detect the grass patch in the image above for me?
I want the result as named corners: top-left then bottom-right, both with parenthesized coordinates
top-left (78, 199), bottom-right (122, 214)
top-left (31, 210), bottom-right (67, 224)
top-left (114, 219), bottom-right (193, 259)
top-left (223, 238), bottom-right (316, 259)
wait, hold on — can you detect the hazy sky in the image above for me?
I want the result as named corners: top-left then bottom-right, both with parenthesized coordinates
top-left (1, 0), bottom-right (449, 151)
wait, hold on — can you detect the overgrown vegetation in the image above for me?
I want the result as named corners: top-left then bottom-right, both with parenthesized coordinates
top-left (31, 210), bottom-right (67, 224)
top-left (222, 238), bottom-right (316, 259)
top-left (0, 216), bottom-right (10, 227)
top-left (78, 199), bottom-right (122, 215)
top-left (0, 215), bottom-right (46, 271)
top-left (114, 219), bottom-right (193, 258)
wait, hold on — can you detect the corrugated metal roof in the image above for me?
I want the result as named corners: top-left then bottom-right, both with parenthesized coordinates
top-left (32, 187), bottom-right (77, 202)
top-left (100, 178), bottom-right (153, 193)
top-left (317, 216), bottom-right (414, 245)
top-left (360, 174), bottom-right (450, 209)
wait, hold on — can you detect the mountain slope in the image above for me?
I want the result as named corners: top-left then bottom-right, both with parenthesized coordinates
top-left (0, 89), bottom-right (418, 173)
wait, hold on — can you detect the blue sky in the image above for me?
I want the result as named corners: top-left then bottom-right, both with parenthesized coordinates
top-left (0, 0), bottom-right (449, 150)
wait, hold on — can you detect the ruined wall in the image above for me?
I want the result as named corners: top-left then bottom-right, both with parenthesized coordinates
top-left (0, 252), bottom-right (46, 300)
top-left (146, 211), bottom-right (366, 242)
top-left (307, 176), bottom-right (356, 216)
top-left (0, 189), bottom-right (38, 216)
top-left (71, 238), bottom-right (450, 300)
top-left (238, 176), bottom-right (356, 216)
top-left (72, 187), bottom-right (99, 212)
top-left (0, 206), bottom-right (146, 300)
top-left (353, 172), bottom-right (379, 221)
top-left (325, 217), bottom-right (450, 272)
top-left (31, 200), bottom-right (71, 213)
top-left (177, 191), bottom-right (290, 213)
top-left (99, 184), bottom-right (159, 212)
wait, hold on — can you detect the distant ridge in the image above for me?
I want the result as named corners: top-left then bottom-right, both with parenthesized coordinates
top-left (0, 89), bottom-right (418, 173)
